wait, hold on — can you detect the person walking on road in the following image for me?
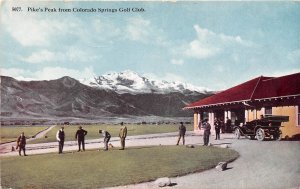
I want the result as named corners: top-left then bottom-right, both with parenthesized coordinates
top-left (56, 126), bottom-right (65, 154)
top-left (202, 119), bottom-right (211, 146)
top-left (99, 130), bottom-right (111, 151)
top-left (119, 122), bottom-right (127, 150)
top-left (75, 126), bottom-right (87, 152)
top-left (176, 122), bottom-right (186, 145)
top-left (16, 132), bottom-right (27, 156)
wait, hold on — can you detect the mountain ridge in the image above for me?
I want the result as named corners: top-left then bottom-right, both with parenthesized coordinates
top-left (0, 75), bottom-right (212, 124)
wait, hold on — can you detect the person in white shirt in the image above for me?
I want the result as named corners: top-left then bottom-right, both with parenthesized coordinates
top-left (56, 127), bottom-right (65, 154)
top-left (99, 130), bottom-right (111, 151)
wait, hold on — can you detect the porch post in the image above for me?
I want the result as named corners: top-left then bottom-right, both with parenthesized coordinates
top-left (193, 111), bottom-right (198, 131)
top-left (228, 111), bottom-right (232, 119)
top-left (245, 109), bottom-right (248, 122)
top-left (210, 112), bottom-right (215, 135)
top-left (198, 112), bottom-right (202, 130)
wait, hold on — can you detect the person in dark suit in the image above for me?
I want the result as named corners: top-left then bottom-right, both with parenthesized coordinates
top-left (16, 132), bottom-right (27, 156)
top-left (225, 117), bottom-right (232, 133)
top-left (214, 118), bottom-right (221, 140)
top-left (56, 126), bottom-right (65, 154)
top-left (75, 126), bottom-right (87, 152)
top-left (202, 119), bottom-right (211, 146)
top-left (176, 122), bottom-right (186, 145)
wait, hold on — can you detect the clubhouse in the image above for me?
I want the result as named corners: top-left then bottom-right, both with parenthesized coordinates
top-left (184, 72), bottom-right (300, 139)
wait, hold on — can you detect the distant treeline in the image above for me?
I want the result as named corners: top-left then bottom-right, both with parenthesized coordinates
top-left (1, 120), bottom-right (192, 126)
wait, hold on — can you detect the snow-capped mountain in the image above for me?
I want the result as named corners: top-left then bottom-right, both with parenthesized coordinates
top-left (1, 75), bottom-right (212, 123)
top-left (82, 70), bottom-right (208, 94)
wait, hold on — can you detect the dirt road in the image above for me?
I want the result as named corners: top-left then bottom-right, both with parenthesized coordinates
top-left (105, 138), bottom-right (300, 189)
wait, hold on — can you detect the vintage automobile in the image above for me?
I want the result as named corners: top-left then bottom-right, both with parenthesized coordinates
top-left (233, 115), bottom-right (289, 141)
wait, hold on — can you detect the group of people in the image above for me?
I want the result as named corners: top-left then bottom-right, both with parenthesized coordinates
top-left (177, 117), bottom-right (232, 147)
top-left (56, 122), bottom-right (127, 154)
top-left (176, 119), bottom-right (212, 146)
top-left (17, 119), bottom-right (231, 156)
top-left (16, 122), bottom-right (128, 156)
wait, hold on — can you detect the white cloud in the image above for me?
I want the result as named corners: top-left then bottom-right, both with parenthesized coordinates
top-left (124, 17), bottom-right (166, 45)
top-left (22, 48), bottom-right (97, 64)
top-left (1, 67), bottom-right (96, 81)
top-left (185, 40), bottom-right (221, 59)
top-left (125, 17), bottom-right (151, 42)
top-left (0, 68), bottom-right (35, 81)
top-left (184, 25), bottom-right (254, 60)
top-left (1, 13), bottom-right (69, 47)
top-left (171, 59), bottom-right (184, 65)
top-left (1, 2), bottom-right (85, 47)
top-left (92, 19), bottom-right (121, 40)
top-left (22, 50), bottom-right (57, 64)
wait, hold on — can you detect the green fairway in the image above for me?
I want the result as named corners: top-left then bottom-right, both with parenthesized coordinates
top-left (1, 145), bottom-right (238, 189)
top-left (29, 124), bottom-right (194, 143)
top-left (0, 126), bottom-right (49, 144)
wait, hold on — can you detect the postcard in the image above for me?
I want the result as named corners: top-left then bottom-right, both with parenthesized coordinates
top-left (1, 1), bottom-right (299, 189)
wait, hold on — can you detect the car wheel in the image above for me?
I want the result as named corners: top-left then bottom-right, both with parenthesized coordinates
top-left (234, 128), bottom-right (241, 139)
top-left (274, 133), bottom-right (282, 141)
top-left (256, 128), bottom-right (265, 141)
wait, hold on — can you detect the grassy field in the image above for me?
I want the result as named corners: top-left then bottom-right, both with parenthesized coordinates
top-left (0, 126), bottom-right (49, 144)
top-left (1, 145), bottom-right (239, 189)
top-left (29, 124), bottom-right (194, 143)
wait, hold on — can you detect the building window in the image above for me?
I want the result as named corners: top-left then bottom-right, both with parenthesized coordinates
top-left (265, 107), bottom-right (272, 116)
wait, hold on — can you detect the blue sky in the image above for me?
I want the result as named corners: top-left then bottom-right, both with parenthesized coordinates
top-left (1, 1), bottom-right (299, 90)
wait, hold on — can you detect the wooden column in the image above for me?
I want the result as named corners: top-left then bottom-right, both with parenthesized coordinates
top-left (197, 112), bottom-right (202, 130)
top-left (245, 109), bottom-right (248, 122)
top-left (194, 112), bottom-right (198, 131)
top-left (209, 112), bottom-right (215, 135)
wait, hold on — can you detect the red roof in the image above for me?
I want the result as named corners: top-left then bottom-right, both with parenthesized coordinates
top-left (185, 72), bottom-right (300, 109)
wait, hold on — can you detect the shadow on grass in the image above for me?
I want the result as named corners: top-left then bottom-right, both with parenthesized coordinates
top-left (224, 167), bottom-right (233, 171)
top-left (116, 146), bottom-right (157, 151)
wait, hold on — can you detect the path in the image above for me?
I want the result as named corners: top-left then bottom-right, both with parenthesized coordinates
top-left (0, 125), bottom-right (56, 154)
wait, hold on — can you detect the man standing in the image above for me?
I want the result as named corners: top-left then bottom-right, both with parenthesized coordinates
top-left (119, 122), bottom-right (127, 150)
top-left (56, 126), bottom-right (65, 154)
top-left (176, 122), bottom-right (186, 145)
top-left (75, 126), bottom-right (87, 152)
top-left (202, 119), bottom-right (211, 146)
top-left (225, 117), bottom-right (232, 133)
top-left (214, 118), bottom-right (221, 140)
top-left (99, 130), bottom-right (111, 151)
top-left (16, 132), bottom-right (27, 156)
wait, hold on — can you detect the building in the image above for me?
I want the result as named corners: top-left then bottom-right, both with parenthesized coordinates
top-left (184, 72), bottom-right (300, 139)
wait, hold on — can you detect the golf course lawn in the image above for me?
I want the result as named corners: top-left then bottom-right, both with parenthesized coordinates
top-left (1, 145), bottom-right (239, 189)
top-left (1, 126), bottom-right (49, 144)
top-left (18, 124), bottom-right (193, 144)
